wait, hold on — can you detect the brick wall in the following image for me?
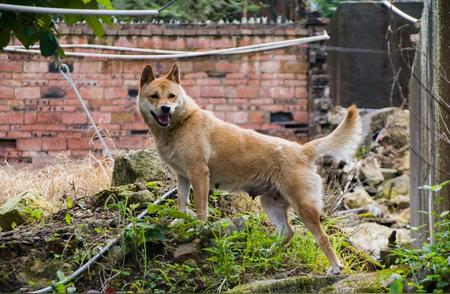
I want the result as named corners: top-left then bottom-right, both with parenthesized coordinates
top-left (0, 22), bottom-right (314, 164)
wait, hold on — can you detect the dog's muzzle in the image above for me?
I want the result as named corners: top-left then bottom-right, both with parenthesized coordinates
top-left (150, 111), bottom-right (172, 127)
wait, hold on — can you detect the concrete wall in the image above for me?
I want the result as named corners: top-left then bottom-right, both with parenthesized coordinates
top-left (327, 1), bottom-right (422, 108)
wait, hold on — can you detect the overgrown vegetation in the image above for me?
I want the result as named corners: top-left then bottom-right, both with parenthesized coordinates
top-left (112, 0), bottom-right (264, 22)
top-left (0, 0), bottom-right (114, 56)
top-left (388, 211), bottom-right (450, 293)
top-left (0, 177), bottom-right (378, 292)
top-left (386, 180), bottom-right (450, 293)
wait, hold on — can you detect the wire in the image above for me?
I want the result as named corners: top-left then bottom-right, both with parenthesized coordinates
top-left (3, 33), bottom-right (330, 59)
top-left (158, 0), bottom-right (180, 12)
top-left (31, 187), bottom-right (177, 293)
top-left (58, 64), bottom-right (113, 161)
top-left (0, 3), bottom-right (159, 16)
top-left (381, 0), bottom-right (419, 23)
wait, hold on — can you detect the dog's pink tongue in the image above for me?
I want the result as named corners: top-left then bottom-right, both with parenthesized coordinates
top-left (158, 114), bottom-right (170, 125)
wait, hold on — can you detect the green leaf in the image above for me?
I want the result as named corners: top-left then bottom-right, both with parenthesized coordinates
top-left (39, 31), bottom-right (59, 57)
top-left (64, 213), bottom-right (72, 225)
top-left (440, 210), bottom-right (449, 218)
top-left (0, 29), bottom-right (10, 48)
top-left (85, 15), bottom-right (105, 37)
top-left (96, 0), bottom-right (113, 9)
top-left (81, 0), bottom-right (92, 4)
top-left (66, 197), bottom-right (73, 209)
top-left (147, 203), bottom-right (161, 214)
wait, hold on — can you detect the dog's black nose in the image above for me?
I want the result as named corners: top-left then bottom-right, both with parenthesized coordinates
top-left (160, 105), bottom-right (171, 113)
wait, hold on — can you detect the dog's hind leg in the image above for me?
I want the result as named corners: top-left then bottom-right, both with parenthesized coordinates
top-left (260, 193), bottom-right (294, 244)
top-left (281, 172), bottom-right (343, 276)
top-left (177, 174), bottom-right (190, 213)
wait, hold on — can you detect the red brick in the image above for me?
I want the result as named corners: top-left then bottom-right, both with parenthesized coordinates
top-left (237, 86), bottom-right (259, 98)
top-left (16, 138), bottom-right (42, 151)
top-left (104, 87), bottom-right (128, 98)
top-left (23, 62), bottom-right (47, 73)
top-left (37, 113), bottom-right (63, 123)
top-left (248, 111), bottom-right (265, 124)
top-left (295, 87), bottom-right (308, 98)
top-left (42, 137), bottom-right (67, 151)
top-left (75, 61), bottom-right (99, 74)
top-left (79, 87), bottom-right (104, 99)
top-left (0, 113), bottom-right (23, 124)
top-left (68, 138), bottom-right (91, 150)
top-left (63, 112), bottom-right (87, 124)
top-left (0, 86), bottom-right (14, 98)
top-left (271, 87), bottom-right (294, 98)
top-left (92, 112), bottom-right (111, 124)
top-left (15, 87), bottom-right (40, 99)
top-left (24, 112), bottom-right (37, 124)
top-left (201, 86), bottom-right (225, 97)
top-left (111, 112), bottom-right (135, 124)
top-left (210, 38), bottom-right (235, 48)
top-left (226, 111), bottom-right (248, 124)
top-left (0, 61), bottom-right (22, 72)
top-left (183, 86), bottom-right (201, 97)
top-left (260, 61), bottom-right (281, 73)
top-left (293, 111), bottom-right (308, 123)
top-left (215, 61), bottom-right (240, 73)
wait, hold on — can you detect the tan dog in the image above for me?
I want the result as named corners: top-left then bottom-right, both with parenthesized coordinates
top-left (138, 63), bottom-right (362, 275)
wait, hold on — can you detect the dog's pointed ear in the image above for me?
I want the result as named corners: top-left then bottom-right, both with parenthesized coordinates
top-left (166, 62), bottom-right (180, 84)
top-left (140, 65), bottom-right (155, 88)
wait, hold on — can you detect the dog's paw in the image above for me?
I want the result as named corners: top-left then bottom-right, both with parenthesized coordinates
top-left (185, 207), bottom-right (196, 217)
top-left (326, 265), bottom-right (343, 276)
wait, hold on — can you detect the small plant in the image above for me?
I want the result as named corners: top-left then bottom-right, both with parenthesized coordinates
top-left (390, 210), bottom-right (450, 293)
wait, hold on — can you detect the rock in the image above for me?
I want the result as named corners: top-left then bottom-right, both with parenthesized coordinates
top-left (360, 157), bottom-right (384, 186)
top-left (380, 168), bottom-right (399, 180)
top-left (173, 240), bottom-right (200, 259)
top-left (320, 272), bottom-right (384, 293)
top-left (340, 222), bottom-right (410, 258)
top-left (386, 194), bottom-right (409, 210)
top-left (343, 186), bottom-right (374, 208)
top-left (0, 190), bottom-right (55, 231)
top-left (380, 109), bottom-right (409, 149)
top-left (397, 151), bottom-right (410, 172)
top-left (228, 275), bottom-right (343, 293)
top-left (112, 149), bottom-right (173, 186)
top-left (93, 183), bottom-right (155, 207)
top-left (378, 174), bottom-right (409, 200)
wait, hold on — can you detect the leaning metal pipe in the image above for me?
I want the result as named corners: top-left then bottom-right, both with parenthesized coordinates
top-left (31, 187), bottom-right (177, 294)
top-left (0, 3), bottom-right (159, 16)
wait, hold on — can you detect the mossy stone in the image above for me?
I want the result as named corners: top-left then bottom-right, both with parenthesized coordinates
top-left (112, 149), bottom-right (173, 186)
top-left (0, 190), bottom-right (55, 231)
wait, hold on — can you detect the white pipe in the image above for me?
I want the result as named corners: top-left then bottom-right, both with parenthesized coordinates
top-left (3, 33), bottom-right (330, 60)
top-left (0, 3), bottom-right (158, 16)
top-left (381, 0), bottom-right (419, 23)
top-left (9, 44), bottom-right (186, 54)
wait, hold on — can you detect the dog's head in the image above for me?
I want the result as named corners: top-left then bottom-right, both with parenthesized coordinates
top-left (138, 63), bottom-right (185, 128)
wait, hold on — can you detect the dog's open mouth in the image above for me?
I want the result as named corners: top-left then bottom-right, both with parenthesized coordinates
top-left (151, 111), bottom-right (171, 127)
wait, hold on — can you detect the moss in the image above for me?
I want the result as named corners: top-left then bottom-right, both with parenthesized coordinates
top-left (93, 183), bottom-right (156, 207)
top-left (228, 276), bottom-right (343, 293)
top-left (320, 271), bottom-right (397, 293)
top-left (111, 149), bottom-right (173, 186)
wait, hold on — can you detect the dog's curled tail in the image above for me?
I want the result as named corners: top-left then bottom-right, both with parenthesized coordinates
top-left (302, 105), bottom-right (362, 161)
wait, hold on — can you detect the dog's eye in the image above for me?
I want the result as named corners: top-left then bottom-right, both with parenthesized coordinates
top-left (168, 93), bottom-right (176, 99)
top-left (150, 94), bottom-right (159, 99)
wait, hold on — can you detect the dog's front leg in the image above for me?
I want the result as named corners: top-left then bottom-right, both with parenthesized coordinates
top-left (177, 174), bottom-right (190, 213)
top-left (187, 163), bottom-right (209, 221)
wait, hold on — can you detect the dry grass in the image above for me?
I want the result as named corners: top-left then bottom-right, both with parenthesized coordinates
top-left (0, 154), bottom-right (112, 207)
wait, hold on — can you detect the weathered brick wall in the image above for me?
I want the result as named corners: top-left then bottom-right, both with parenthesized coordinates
top-left (0, 23), bottom-right (312, 164)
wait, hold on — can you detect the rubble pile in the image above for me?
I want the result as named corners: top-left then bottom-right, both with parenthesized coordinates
top-left (320, 107), bottom-right (411, 258)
